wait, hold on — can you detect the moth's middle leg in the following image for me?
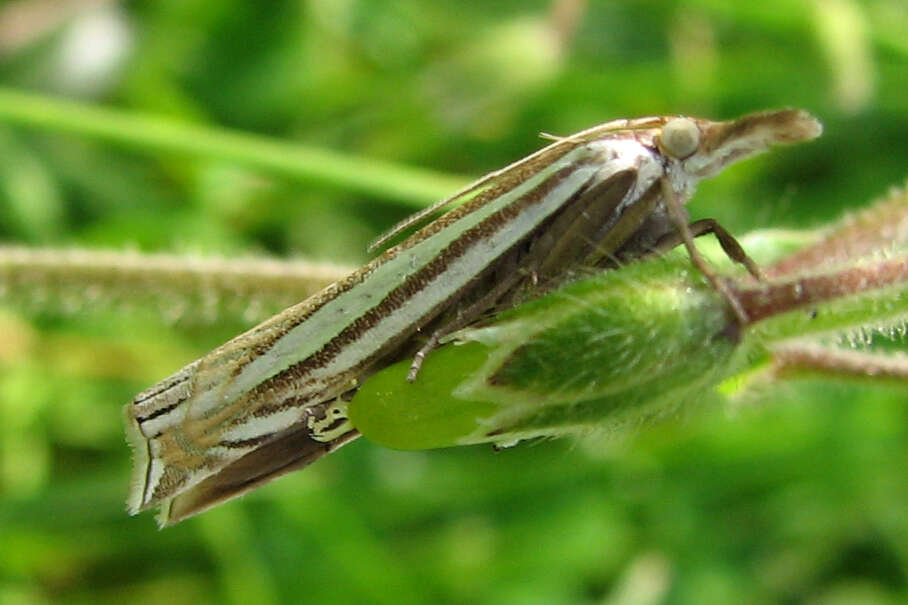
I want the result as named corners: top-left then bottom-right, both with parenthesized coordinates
top-left (406, 262), bottom-right (529, 382)
top-left (650, 217), bottom-right (765, 281)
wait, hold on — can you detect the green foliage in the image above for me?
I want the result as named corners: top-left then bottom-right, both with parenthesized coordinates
top-left (0, 1), bottom-right (906, 604)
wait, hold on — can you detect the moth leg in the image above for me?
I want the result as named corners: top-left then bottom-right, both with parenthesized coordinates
top-left (659, 178), bottom-right (751, 324)
top-left (689, 218), bottom-right (764, 280)
top-left (407, 331), bottom-right (444, 382)
top-left (651, 218), bottom-right (765, 281)
top-left (407, 268), bottom-right (527, 382)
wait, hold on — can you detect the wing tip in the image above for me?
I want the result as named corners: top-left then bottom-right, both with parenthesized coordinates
top-left (123, 400), bottom-right (153, 516)
top-left (153, 427), bottom-right (361, 527)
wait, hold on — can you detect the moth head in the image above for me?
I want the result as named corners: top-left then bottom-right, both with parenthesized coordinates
top-left (675, 109), bottom-right (823, 178)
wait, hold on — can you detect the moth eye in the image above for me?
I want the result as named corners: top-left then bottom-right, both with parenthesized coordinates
top-left (661, 118), bottom-right (700, 159)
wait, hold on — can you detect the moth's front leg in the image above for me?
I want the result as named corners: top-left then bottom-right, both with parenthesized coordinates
top-left (659, 178), bottom-right (753, 324)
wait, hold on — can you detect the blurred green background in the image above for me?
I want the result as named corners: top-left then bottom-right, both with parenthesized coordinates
top-left (0, 1), bottom-right (906, 604)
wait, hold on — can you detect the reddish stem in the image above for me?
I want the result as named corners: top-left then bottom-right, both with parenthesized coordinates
top-left (735, 256), bottom-right (908, 324)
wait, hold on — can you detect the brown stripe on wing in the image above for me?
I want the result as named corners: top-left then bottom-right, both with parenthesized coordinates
top-left (135, 400), bottom-right (182, 423)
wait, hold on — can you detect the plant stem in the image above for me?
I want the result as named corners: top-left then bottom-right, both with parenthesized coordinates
top-left (0, 246), bottom-right (351, 324)
top-left (738, 256), bottom-right (908, 324)
top-left (772, 343), bottom-right (908, 383)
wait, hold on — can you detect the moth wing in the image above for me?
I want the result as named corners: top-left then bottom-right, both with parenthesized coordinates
top-left (160, 425), bottom-right (359, 526)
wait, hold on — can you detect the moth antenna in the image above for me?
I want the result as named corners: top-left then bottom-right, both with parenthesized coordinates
top-left (540, 131), bottom-right (592, 144)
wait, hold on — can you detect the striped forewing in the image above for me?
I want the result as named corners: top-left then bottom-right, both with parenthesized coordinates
top-left (126, 140), bottom-right (630, 513)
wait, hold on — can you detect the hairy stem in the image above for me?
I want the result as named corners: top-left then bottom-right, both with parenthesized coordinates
top-left (772, 343), bottom-right (908, 383)
top-left (0, 246), bottom-right (350, 324)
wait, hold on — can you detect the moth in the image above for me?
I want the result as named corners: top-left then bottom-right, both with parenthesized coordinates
top-left (126, 109), bottom-right (822, 525)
